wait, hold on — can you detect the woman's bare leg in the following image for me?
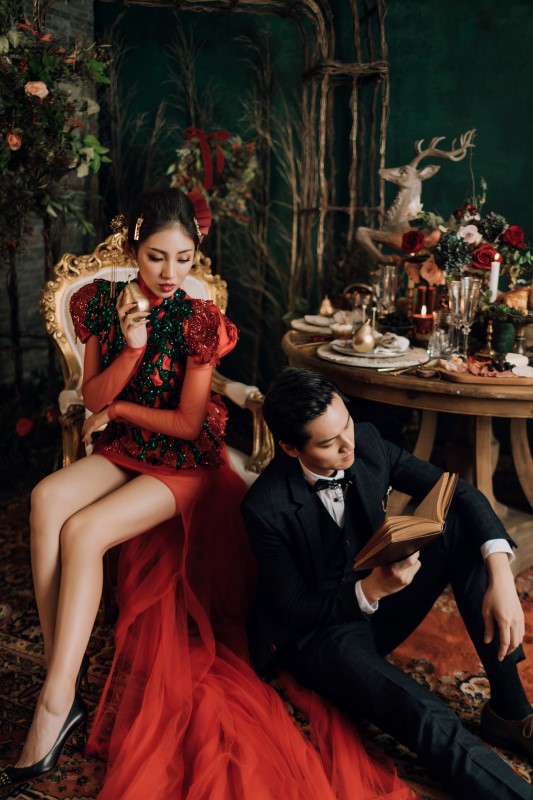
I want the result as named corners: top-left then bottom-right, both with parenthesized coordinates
top-left (30, 455), bottom-right (132, 665)
top-left (17, 473), bottom-right (177, 768)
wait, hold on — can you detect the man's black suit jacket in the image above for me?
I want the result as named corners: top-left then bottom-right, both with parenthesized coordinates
top-left (241, 422), bottom-right (512, 674)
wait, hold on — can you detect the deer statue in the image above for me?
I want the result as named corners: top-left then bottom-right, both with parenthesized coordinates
top-left (356, 129), bottom-right (476, 263)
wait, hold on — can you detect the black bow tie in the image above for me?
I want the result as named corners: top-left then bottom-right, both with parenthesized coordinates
top-left (312, 475), bottom-right (353, 493)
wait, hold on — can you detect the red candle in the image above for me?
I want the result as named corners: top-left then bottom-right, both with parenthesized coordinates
top-left (412, 304), bottom-right (433, 334)
top-left (416, 285), bottom-right (427, 314)
top-left (427, 286), bottom-right (436, 313)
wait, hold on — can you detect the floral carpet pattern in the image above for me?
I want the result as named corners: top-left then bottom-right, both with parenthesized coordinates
top-left (0, 493), bottom-right (531, 800)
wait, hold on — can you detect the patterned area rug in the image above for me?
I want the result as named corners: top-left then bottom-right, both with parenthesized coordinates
top-left (0, 494), bottom-right (531, 800)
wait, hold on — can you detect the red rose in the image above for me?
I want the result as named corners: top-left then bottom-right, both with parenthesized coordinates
top-left (401, 229), bottom-right (425, 254)
top-left (45, 407), bottom-right (59, 424)
top-left (15, 417), bottom-right (34, 437)
top-left (471, 243), bottom-right (498, 270)
top-left (6, 132), bottom-right (22, 151)
top-left (501, 225), bottom-right (525, 250)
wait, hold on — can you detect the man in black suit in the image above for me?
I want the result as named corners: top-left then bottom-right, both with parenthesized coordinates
top-left (241, 367), bottom-right (532, 800)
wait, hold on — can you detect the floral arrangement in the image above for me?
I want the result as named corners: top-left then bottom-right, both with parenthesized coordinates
top-left (400, 181), bottom-right (533, 291)
top-left (0, 1), bottom-right (110, 256)
top-left (166, 129), bottom-right (257, 224)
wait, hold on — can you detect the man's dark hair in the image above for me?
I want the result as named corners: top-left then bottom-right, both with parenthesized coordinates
top-left (262, 367), bottom-right (346, 449)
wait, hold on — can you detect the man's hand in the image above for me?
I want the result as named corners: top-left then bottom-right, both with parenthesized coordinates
top-left (483, 552), bottom-right (525, 661)
top-left (361, 551), bottom-right (421, 604)
top-left (82, 408), bottom-right (111, 445)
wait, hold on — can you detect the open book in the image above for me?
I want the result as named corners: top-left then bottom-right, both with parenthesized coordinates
top-left (353, 472), bottom-right (459, 571)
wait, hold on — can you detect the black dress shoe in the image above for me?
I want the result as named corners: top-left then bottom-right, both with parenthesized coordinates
top-left (480, 701), bottom-right (533, 762)
top-left (0, 694), bottom-right (87, 789)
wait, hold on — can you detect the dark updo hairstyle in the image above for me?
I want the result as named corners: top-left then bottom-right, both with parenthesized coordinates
top-left (262, 367), bottom-right (347, 449)
top-left (126, 188), bottom-right (200, 251)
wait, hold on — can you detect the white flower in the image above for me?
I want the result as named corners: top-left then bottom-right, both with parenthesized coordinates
top-left (458, 224), bottom-right (482, 245)
top-left (0, 35), bottom-right (9, 54)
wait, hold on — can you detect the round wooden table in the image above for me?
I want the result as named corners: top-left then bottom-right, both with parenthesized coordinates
top-left (282, 331), bottom-right (533, 574)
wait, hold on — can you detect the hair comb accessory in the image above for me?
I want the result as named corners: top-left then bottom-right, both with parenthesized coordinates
top-left (187, 189), bottom-right (211, 241)
top-left (133, 214), bottom-right (144, 241)
top-left (109, 213), bottom-right (127, 298)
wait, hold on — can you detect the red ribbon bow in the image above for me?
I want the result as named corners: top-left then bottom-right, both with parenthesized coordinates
top-left (185, 127), bottom-right (230, 191)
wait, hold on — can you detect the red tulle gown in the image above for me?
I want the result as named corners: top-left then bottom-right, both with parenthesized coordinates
top-left (70, 278), bottom-right (414, 800)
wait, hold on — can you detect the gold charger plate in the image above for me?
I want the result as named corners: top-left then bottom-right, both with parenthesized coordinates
top-left (439, 369), bottom-right (533, 386)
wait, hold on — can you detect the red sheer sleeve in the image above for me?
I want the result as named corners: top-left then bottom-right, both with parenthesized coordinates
top-left (109, 358), bottom-right (213, 441)
top-left (82, 336), bottom-right (146, 413)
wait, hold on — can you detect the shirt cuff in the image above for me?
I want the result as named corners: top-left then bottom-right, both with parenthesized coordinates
top-left (355, 580), bottom-right (379, 615)
top-left (480, 539), bottom-right (515, 562)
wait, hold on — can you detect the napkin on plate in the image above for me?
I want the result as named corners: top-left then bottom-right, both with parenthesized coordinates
top-left (373, 332), bottom-right (410, 354)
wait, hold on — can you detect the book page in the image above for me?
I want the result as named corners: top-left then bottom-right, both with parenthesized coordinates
top-left (413, 472), bottom-right (449, 523)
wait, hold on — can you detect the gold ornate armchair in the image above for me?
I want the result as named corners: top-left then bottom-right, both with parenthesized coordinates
top-left (40, 231), bottom-right (274, 483)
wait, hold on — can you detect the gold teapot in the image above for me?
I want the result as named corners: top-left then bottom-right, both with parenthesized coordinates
top-left (352, 320), bottom-right (375, 353)
top-left (122, 279), bottom-right (149, 313)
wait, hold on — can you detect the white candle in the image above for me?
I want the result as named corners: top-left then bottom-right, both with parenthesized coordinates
top-left (489, 255), bottom-right (501, 302)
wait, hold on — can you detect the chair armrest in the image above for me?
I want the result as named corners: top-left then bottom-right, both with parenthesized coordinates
top-left (58, 400), bottom-right (86, 468)
top-left (212, 369), bottom-right (274, 474)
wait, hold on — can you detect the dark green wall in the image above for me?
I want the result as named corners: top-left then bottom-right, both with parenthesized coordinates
top-left (384, 0), bottom-right (533, 229)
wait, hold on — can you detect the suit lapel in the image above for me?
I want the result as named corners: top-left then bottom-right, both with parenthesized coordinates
top-left (286, 459), bottom-right (325, 586)
top-left (349, 456), bottom-right (386, 534)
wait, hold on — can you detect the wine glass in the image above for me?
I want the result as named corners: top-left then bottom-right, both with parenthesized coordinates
top-left (459, 276), bottom-right (481, 356)
top-left (448, 280), bottom-right (462, 354)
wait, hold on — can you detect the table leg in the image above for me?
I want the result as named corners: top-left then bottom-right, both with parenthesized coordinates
top-left (473, 416), bottom-right (498, 509)
top-left (388, 410), bottom-right (438, 515)
top-left (510, 418), bottom-right (533, 510)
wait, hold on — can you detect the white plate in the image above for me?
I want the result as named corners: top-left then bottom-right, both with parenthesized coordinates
top-left (291, 318), bottom-right (334, 334)
top-left (331, 340), bottom-right (406, 359)
top-left (318, 344), bottom-right (429, 370)
top-left (304, 314), bottom-right (333, 327)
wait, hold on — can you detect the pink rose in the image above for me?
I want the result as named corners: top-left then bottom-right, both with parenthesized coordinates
top-left (24, 80), bottom-right (49, 99)
top-left (6, 131), bottom-right (22, 151)
top-left (420, 256), bottom-right (446, 286)
top-left (471, 243), bottom-right (498, 270)
top-left (501, 225), bottom-right (525, 250)
top-left (15, 417), bottom-right (34, 437)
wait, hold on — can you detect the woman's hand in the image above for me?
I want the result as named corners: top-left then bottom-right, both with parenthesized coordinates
top-left (82, 408), bottom-right (111, 444)
top-left (116, 291), bottom-right (149, 349)
top-left (361, 551), bottom-right (421, 603)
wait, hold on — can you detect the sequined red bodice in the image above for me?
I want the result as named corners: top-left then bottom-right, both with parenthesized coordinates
top-left (70, 279), bottom-right (238, 470)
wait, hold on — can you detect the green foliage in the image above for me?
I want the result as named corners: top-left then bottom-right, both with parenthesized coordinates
top-left (167, 134), bottom-right (258, 223)
top-left (0, 1), bottom-right (111, 257)
top-left (433, 231), bottom-right (472, 272)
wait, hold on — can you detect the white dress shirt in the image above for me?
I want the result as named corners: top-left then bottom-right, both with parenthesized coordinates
top-left (300, 460), bottom-right (513, 616)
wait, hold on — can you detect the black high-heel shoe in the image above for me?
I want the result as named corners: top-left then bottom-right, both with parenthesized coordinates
top-left (76, 654), bottom-right (90, 693)
top-left (0, 694), bottom-right (87, 789)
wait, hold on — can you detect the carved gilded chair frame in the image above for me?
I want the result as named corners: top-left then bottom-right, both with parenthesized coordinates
top-left (40, 232), bottom-right (274, 474)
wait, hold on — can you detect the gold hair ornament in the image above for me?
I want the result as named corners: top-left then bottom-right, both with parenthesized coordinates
top-left (109, 214), bottom-right (127, 298)
top-left (193, 217), bottom-right (202, 240)
top-left (133, 214), bottom-right (144, 241)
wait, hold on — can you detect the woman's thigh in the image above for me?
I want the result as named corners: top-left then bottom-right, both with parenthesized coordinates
top-left (31, 455), bottom-right (134, 526)
top-left (60, 472), bottom-right (180, 556)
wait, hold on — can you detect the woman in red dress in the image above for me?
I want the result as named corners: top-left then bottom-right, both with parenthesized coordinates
top-left (0, 188), bottom-right (413, 800)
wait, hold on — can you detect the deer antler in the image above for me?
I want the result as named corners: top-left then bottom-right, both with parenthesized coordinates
top-left (411, 129), bottom-right (476, 167)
